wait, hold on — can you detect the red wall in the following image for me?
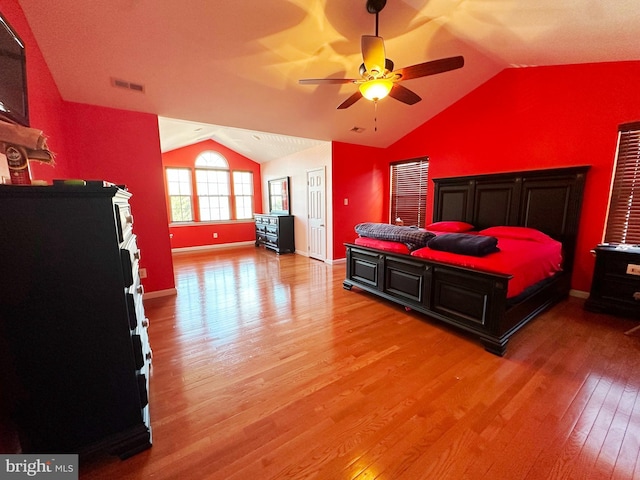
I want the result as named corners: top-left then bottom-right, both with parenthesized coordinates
top-left (332, 61), bottom-right (640, 293)
top-left (62, 102), bottom-right (174, 292)
top-left (162, 139), bottom-right (262, 249)
top-left (331, 141), bottom-right (387, 259)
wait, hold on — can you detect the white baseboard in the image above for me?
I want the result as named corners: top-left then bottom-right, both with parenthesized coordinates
top-left (143, 287), bottom-right (178, 300)
top-left (327, 257), bottom-right (346, 265)
top-left (172, 241), bottom-right (255, 254)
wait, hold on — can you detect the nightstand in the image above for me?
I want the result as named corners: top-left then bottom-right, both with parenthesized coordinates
top-left (585, 244), bottom-right (640, 318)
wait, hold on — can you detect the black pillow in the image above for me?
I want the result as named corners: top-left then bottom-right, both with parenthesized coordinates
top-left (427, 233), bottom-right (499, 257)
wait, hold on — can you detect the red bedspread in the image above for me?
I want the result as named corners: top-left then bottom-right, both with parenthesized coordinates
top-left (354, 236), bottom-right (411, 254)
top-left (410, 235), bottom-right (562, 298)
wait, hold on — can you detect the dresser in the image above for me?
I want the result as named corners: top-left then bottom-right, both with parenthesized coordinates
top-left (0, 181), bottom-right (152, 458)
top-left (585, 245), bottom-right (640, 318)
top-left (255, 214), bottom-right (295, 254)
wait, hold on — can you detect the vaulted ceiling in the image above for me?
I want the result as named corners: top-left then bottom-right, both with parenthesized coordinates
top-left (16, 0), bottom-right (640, 161)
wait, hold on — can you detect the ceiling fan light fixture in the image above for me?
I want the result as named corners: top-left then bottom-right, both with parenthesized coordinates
top-left (359, 78), bottom-right (393, 101)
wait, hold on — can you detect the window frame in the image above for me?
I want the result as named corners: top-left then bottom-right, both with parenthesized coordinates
top-left (195, 167), bottom-right (231, 221)
top-left (232, 170), bottom-right (254, 220)
top-left (165, 167), bottom-right (194, 223)
top-left (164, 150), bottom-right (255, 225)
top-left (389, 157), bottom-right (429, 228)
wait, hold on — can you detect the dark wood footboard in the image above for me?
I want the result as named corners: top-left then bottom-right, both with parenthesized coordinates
top-left (343, 243), bottom-right (569, 355)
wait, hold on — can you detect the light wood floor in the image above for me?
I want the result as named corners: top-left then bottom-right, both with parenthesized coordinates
top-left (81, 247), bottom-right (640, 479)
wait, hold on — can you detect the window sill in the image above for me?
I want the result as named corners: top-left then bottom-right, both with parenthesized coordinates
top-left (169, 219), bottom-right (255, 227)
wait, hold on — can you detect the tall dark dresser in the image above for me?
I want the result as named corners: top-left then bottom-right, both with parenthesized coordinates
top-left (0, 181), bottom-right (152, 458)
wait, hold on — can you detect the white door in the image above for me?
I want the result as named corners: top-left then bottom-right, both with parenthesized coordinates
top-left (307, 168), bottom-right (326, 261)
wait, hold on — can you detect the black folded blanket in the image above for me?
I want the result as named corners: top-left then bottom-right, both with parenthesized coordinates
top-left (427, 233), bottom-right (499, 257)
top-left (355, 222), bottom-right (435, 251)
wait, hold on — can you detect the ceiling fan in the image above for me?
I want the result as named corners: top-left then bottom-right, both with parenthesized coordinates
top-left (299, 0), bottom-right (464, 110)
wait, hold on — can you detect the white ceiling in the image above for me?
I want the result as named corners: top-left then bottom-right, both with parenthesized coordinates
top-left (16, 0), bottom-right (640, 162)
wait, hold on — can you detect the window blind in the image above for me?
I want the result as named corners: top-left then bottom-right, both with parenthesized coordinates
top-left (390, 158), bottom-right (429, 228)
top-left (604, 121), bottom-right (640, 245)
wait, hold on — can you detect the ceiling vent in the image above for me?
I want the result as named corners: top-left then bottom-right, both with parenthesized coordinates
top-left (111, 78), bottom-right (145, 93)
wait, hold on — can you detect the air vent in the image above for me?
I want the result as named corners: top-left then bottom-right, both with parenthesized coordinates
top-left (111, 78), bottom-right (145, 93)
top-left (350, 126), bottom-right (365, 133)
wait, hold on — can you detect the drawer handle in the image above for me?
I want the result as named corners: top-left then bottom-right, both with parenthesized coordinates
top-left (134, 251), bottom-right (141, 261)
top-left (126, 214), bottom-right (134, 225)
top-left (142, 318), bottom-right (149, 327)
top-left (145, 351), bottom-right (153, 361)
top-left (137, 285), bottom-right (144, 295)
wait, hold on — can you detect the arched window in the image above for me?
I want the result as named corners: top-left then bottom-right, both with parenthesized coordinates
top-left (165, 150), bottom-right (254, 223)
top-left (195, 151), bottom-right (231, 221)
top-left (195, 151), bottom-right (228, 169)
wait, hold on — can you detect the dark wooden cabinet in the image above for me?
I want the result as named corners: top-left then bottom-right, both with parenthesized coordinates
top-left (0, 182), bottom-right (152, 458)
top-left (585, 245), bottom-right (640, 317)
top-left (254, 214), bottom-right (295, 254)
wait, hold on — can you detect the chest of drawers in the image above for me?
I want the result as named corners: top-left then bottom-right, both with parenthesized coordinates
top-left (0, 182), bottom-right (152, 458)
top-left (255, 214), bottom-right (295, 254)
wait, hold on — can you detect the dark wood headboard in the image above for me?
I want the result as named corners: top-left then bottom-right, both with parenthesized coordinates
top-left (432, 166), bottom-right (589, 272)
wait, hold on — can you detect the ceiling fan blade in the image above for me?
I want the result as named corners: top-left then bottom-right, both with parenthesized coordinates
top-left (394, 56), bottom-right (464, 81)
top-left (388, 84), bottom-right (421, 105)
top-left (361, 35), bottom-right (386, 77)
top-left (299, 78), bottom-right (357, 85)
top-left (337, 91), bottom-right (363, 110)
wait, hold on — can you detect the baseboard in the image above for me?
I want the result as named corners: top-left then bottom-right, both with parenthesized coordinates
top-left (569, 289), bottom-right (589, 299)
top-left (172, 241), bottom-right (255, 254)
top-left (298, 250), bottom-right (336, 264)
top-left (143, 288), bottom-right (177, 300)
top-left (326, 257), bottom-right (346, 265)
top-left (172, 243), bottom-right (345, 266)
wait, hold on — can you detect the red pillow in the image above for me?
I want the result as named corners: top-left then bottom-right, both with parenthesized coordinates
top-left (426, 221), bottom-right (474, 233)
top-left (479, 226), bottom-right (555, 243)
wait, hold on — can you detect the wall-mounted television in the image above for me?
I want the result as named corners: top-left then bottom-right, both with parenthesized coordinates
top-left (0, 13), bottom-right (28, 126)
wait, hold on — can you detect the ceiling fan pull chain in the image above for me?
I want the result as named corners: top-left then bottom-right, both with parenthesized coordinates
top-left (374, 101), bottom-right (378, 132)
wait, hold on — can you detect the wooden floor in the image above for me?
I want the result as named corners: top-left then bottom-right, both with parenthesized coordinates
top-left (80, 247), bottom-right (640, 479)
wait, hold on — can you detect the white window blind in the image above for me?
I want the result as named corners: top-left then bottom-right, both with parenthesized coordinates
top-left (390, 158), bottom-right (429, 228)
top-left (604, 122), bottom-right (640, 245)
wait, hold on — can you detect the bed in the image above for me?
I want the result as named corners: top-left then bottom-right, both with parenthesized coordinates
top-left (343, 166), bottom-right (589, 356)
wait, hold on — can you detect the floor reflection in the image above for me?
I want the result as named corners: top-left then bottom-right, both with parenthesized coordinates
top-left (170, 248), bottom-right (334, 342)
